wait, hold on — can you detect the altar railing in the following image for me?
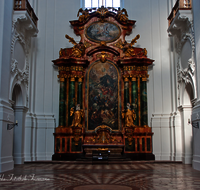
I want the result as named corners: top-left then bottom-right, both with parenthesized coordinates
top-left (168, 0), bottom-right (192, 27)
top-left (14, 0), bottom-right (38, 27)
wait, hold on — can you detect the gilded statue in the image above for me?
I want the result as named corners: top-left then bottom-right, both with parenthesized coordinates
top-left (70, 104), bottom-right (84, 128)
top-left (65, 34), bottom-right (86, 58)
top-left (108, 7), bottom-right (128, 22)
top-left (77, 8), bottom-right (97, 22)
top-left (77, 8), bottom-right (89, 22)
top-left (113, 34), bottom-right (140, 57)
top-left (116, 8), bottom-right (128, 22)
top-left (122, 103), bottom-right (136, 128)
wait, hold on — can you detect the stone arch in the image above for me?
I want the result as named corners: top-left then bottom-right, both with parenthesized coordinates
top-left (12, 84), bottom-right (23, 106)
top-left (179, 74), bottom-right (195, 106)
top-left (10, 75), bottom-right (28, 107)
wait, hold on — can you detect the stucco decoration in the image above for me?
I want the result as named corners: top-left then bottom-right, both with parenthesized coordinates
top-left (10, 12), bottom-right (38, 107)
top-left (168, 13), bottom-right (196, 105)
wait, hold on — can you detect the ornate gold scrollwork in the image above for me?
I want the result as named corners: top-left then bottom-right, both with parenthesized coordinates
top-left (72, 128), bottom-right (82, 146)
top-left (97, 51), bottom-right (109, 63)
top-left (100, 41), bottom-right (106, 46)
top-left (84, 41), bottom-right (93, 48)
top-left (143, 48), bottom-right (147, 56)
top-left (96, 6), bottom-right (109, 21)
top-left (113, 39), bottom-right (124, 49)
top-left (123, 74), bottom-right (130, 82)
top-left (59, 48), bottom-right (63, 57)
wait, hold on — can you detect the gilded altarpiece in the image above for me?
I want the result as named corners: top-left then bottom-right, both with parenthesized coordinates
top-left (52, 7), bottom-right (155, 160)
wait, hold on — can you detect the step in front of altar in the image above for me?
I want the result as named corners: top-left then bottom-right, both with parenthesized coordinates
top-left (82, 144), bottom-right (124, 158)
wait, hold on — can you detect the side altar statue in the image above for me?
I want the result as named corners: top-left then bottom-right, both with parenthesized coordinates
top-left (70, 104), bottom-right (84, 128)
top-left (52, 6), bottom-right (155, 161)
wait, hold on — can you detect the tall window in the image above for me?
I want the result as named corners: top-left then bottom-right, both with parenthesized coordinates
top-left (84, 0), bottom-right (121, 9)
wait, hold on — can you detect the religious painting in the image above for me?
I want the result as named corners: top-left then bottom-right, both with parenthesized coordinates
top-left (86, 21), bottom-right (121, 43)
top-left (87, 61), bottom-right (119, 130)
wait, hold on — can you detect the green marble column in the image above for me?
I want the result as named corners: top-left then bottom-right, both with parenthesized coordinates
top-left (77, 78), bottom-right (82, 109)
top-left (59, 78), bottom-right (66, 127)
top-left (69, 77), bottom-right (75, 125)
top-left (124, 77), bottom-right (129, 109)
top-left (132, 77), bottom-right (138, 125)
top-left (141, 78), bottom-right (148, 127)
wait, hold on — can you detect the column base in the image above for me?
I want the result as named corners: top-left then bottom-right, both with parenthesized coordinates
top-left (0, 156), bottom-right (14, 173)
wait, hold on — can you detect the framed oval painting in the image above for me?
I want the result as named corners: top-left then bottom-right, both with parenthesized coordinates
top-left (86, 21), bottom-right (121, 43)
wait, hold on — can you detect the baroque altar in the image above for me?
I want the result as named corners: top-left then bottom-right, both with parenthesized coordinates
top-left (52, 7), bottom-right (155, 160)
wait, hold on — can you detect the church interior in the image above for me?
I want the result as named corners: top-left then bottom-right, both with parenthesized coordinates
top-left (0, 0), bottom-right (200, 189)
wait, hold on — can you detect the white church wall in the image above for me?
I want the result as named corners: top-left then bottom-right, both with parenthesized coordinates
top-left (0, 0), bottom-right (14, 172)
top-left (192, 0), bottom-right (200, 171)
top-left (124, 0), bottom-right (173, 160)
top-left (28, 0), bottom-right (81, 161)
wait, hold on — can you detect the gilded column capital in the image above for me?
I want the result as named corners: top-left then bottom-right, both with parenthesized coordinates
top-left (131, 77), bottom-right (137, 81)
top-left (60, 78), bottom-right (65, 82)
top-left (70, 77), bottom-right (75, 82)
top-left (70, 66), bottom-right (83, 71)
top-left (78, 78), bottom-right (83, 82)
top-left (142, 66), bottom-right (148, 71)
top-left (123, 75), bottom-right (130, 81)
top-left (141, 73), bottom-right (149, 79)
top-left (58, 66), bottom-right (66, 71)
top-left (124, 78), bottom-right (129, 82)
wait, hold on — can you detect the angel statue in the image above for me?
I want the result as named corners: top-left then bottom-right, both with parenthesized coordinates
top-left (113, 34), bottom-right (140, 57)
top-left (116, 8), bottom-right (128, 22)
top-left (122, 103), bottom-right (136, 128)
top-left (65, 34), bottom-right (86, 58)
top-left (77, 8), bottom-right (96, 22)
top-left (70, 104), bottom-right (84, 128)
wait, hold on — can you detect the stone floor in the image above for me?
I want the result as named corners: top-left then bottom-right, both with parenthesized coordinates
top-left (0, 161), bottom-right (200, 190)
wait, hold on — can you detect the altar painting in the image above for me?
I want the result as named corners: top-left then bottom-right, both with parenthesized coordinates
top-left (86, 21), bottom-right (121, 43)
top-left (88, 61), bottom-right (119, 130)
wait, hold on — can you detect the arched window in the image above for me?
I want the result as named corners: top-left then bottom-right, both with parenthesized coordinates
top-left (82, 0), bottom-right (122, 9)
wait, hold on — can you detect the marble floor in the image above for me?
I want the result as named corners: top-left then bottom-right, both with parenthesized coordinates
top-left (0, 161), bottom-right (200, 190)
